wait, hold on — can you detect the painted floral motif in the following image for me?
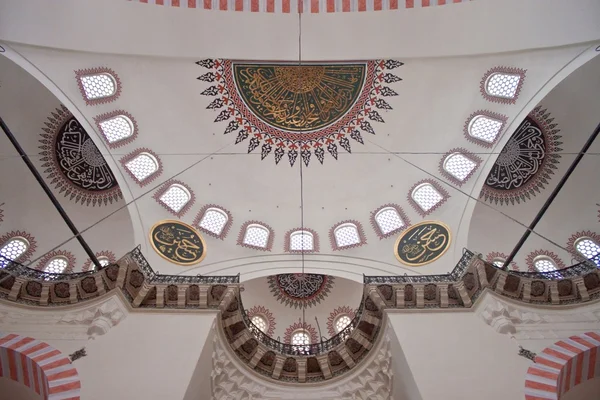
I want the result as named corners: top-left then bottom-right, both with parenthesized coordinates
top-left (283, 321), bottom-right (319, 344)
top-left (481, 106), bottom-right (562, 206)
top-left (82, 250), bottom-right (116, 272)
top-left (246, 305), bottom-right (276, 337)
top-left (39, 106), bottom-right (122, 206)
top-left (196, 59), bottom-right (403, 166)
top-left (267, 274), bottom-right (334, 309)
top-left (485, 252), bottom-right (519, 271)
top-left (326, 306), bottom-right (356, 337)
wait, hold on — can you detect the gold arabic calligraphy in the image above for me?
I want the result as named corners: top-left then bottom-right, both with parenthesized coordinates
top-left (396, 222), bottom-right (451, 266)
top-left (151, 222), bottom-right (205, 265)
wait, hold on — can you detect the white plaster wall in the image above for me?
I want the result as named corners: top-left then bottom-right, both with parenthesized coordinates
top-left (387, 310), bottom-right (531, 400)
top-left (1, 0), bottom-right (599, 59)
top-left (242, 275), bottom-right (363, 340)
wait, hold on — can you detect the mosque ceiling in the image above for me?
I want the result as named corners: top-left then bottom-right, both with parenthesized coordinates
top-left (197, 59), bottom-right (402, 166)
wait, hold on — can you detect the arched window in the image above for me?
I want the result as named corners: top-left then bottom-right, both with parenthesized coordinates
top-left (0, 237), bottom-right (29, 267)
top-left (287, 229), bottom-right (317, 252)
top-left (291, 330), bottom-right (311, 346)
top-left (442, 151), bottom-right (480, 185)
top-left (373, 206), bottom-right (406, 237)
top-left (75, 68), bottom-right (121, 105)
top-left (574, 237), bottom-right (600, 265)
top-left (96, 112), bottom-right (137, 146)
top-left (533, 256), bottom-right (558, 273)
top-left (409, 181), bottom-right (448, 216)
top-left (44, 257), bottom-right (68, 274)
top-left (121, 149), bottom-right (162, 185)
top-left (238, 222), bottom-right (273, 251)
top-left (331, 221), bottom-right (366, 250)
top-left (251, 315), bottom-right (268, 333)
top-left (195, 206), bottom-right (231, 239)
top-left (334, 315), bottom-right (352, 334)
top-left (480, 67), bottom-right (526, 104)
top-left (156, 182), bottom-right (193, 216)
top-left (466, 112), bottom-right (506, 145)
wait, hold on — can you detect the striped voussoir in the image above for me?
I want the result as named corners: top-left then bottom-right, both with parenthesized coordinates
top-left (524, 331), bottom-right (600, 400)
top-left (0, 332), bottom-right (81, 400)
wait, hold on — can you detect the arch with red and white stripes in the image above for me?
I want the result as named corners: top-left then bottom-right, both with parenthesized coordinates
top-left (524, 331), bottom-right (600, 399)
top-left (0, 332), bottom-right (81, 399)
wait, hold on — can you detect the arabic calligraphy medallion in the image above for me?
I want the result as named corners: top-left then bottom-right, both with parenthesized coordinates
top-left (267, 273), bottom-right (334, 309)
top-left (394, 221), bottom-right (451, 266)
top-left (39, 106), bottom-right (122, 206)
top-left (480, 106), bottom-right (562, 205)
top-left (150, 220), bottom-right (207, 266)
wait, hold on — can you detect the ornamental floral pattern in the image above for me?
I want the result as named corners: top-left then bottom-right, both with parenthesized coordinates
top-left (326, 306), bottom-right (356, 337)
top-left (283, 321), bottom-right (319, 345)
top-left (196, 59), bottom-right (403, 166)
top-left (525, 250), bottom-right (566, 272)
top-left (82, 250), bottom-right (116, 272)
top-left (39, 105), bottom-right (123, 206)
top-left (0, 230), bottom-right (37, 264)
top-left (35, 250), bottom-right (76, 273)
top-left (481, 106), bottom-right (562, 206)
top-left (566, 231), bottom-right (600, 263)
top-left (246, 305), bottom-right (276, 337)
top-left (485, 252), bottom-right (519, 271)
top-left (267, 274), bottom-right (334, 309)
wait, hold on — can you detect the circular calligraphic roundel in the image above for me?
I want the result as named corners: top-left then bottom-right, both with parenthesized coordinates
top-left (267, 274), bottom-right (334, 309)
top-left (394, 221), bottom-right (451, 266)
top-left (150, 220), bottom-right (206, 266)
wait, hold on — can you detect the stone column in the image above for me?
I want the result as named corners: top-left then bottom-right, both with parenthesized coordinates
top-left (316, 354), bottom-right (332, 379)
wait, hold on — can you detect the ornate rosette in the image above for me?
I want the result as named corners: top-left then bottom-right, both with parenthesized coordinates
top-left (267, 274), bottom-right (334, 309)
top-left (35, 250), bottom-right (76, 273)
top-left (566, 231), bottom-right (600, 262)
top-left (525, 250), bottom-right (566, 272)
top-left (485, 251), bottom-right (519, 271)
top-left (326, 306), bottom-right (356, 337)
top-left (196, 59), bottom-right (403, 166)
top-left (39, 106), bottom-right (122, 206)
top-left (82, 250), bottom-right (116, 272)
top-left (480, 106), bottom-right (562, 206)
top-left (0, 231), bottom-right (37, 264)
top-left (283, 321), bottom-right (319, 344)
top-left (246, 305), bottom-right (276, 337)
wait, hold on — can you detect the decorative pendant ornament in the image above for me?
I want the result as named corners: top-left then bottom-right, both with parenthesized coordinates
top-left (267, 273), bottom-right (334, 309)
top-left (197, 59), bottom-right (403, 166)
top-left (149, 220), bottom-right (207, 266)
top-left (394, 221), bottom-right (451, 266)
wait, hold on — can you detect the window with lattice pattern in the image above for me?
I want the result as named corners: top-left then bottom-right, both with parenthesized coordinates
top-left (159, 184), bottom-right (191, 213)
top-left (44, 257), bottom-right (68, 274)
top-left (0, 238), bottom-right (29, 267)
top-left (199, 208), bottom-right (229, 236)
top-left (492, 258), bottom-right (505, 268)
top-left (575, 238), bottom-right (600, 265)
top-left (125, 152), bottom-right (159, 182)
top-left (412, 183), bottom-right (444, 212)
top-left (243, 224), bottom-right (270, 248)
top-left (292, 330), bottom-right (311, 346)
top-left (443, 153), bottom-right (477, 182)
top-left (375, 207), bottom-right (404, 235)
top-left (334, 224), bottom-right (360, 248)
top-left (251, 315), bottom-right (268, 333)
top-left (290, 230), bottom-right (314, 251)
top-left (98, 257), bottom-right (111, 267)
top-left (468, 115), bottom-right (503, 143)
top-left (99, 115), bottom-right (133, 143)
top-left (534, 257), bottom-right (558, 273)
top-left (485, 73), bottom-right (521, 99)
top-left (80, 74), bottom-right (117, 100)
top-left (334, 315), bottom-right (352, 334)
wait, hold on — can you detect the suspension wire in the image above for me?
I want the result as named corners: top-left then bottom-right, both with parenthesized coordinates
top-left (297, 9), bottom-right (307, 336)
top-left (363, 136), bottom-right (576, 257)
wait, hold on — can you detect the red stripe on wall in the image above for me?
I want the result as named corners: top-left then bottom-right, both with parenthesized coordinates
top-left (47, 368), bottom-right (78, 381)
top-left (33, 349), bottom-right (60, 363)
top-left (7, 337), bottom-right (35, 351)
top-left (219, 0), bottom-right (227, 9)
top-left (406, 0), bottom-right (414, 8)
top-left (311, 0), bottom-right (318, 12)
top-left (48, 381), bottom-right (82, 394)
top-left (172, 0), bottom-right (181, 6)
top-left (524, 380), bottom-right (557, 392)
top-left (575, 351), bottom-right (585, 385)
top-left (587, 332), bottom-right (600, 342)
top-left (41, 357), bottom-right (70, 372)
top-left (327, 0), bottom-right (334, 12)
top-left (529, 368), bottom-right (559, 381)
top-left (21, 354), bottom-right (29, 388)
top-left (267, 0), bottom-right (274, 12)
top-left (140, 0), bottom-right (148, 3)
top-left (7, 350), bottom-right (18, 381)
top-left (374, 0), bottom-right (382, 10)
top-left (298, 0), bottom-right (303, 13)
top-left (588, 347), bottom-right (597, 379)
top-left (204, 0), bottom-right (211, 9)
top-left (453, 0), bottom-right (460, 2)
top-left (342, 0), bottom-right (350, 11)
top-left (358, 0), bottom-right (366, 11)
top-left (0, 334), bottom-right (19, 346)
top-left (537, 357), bottom-right (564, 370)
top-left (564, 358), bottom-right (573, 393)
top-left (156, 0), bottom-right (164, 5)
top-left (21, 343), bottom-right (47, 356)
top-left (438, 0), bottom-right (446, 4)
top-left (188, 0), bottom-right (197, 7)
top-left (422, 0), bottom-right (430, 6)
top-left (235, 0), bottom-right (243, 10)
top-left (283, 0), bottom-right (290, 12)
top-left (544, 348), bottom-right (573, 361)
top-left (32, 364), bottom-right (40, 395)
top-left (251, 0), bottom-right (259, 11)
top-left (389, 0), bottom-right (398, 9)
